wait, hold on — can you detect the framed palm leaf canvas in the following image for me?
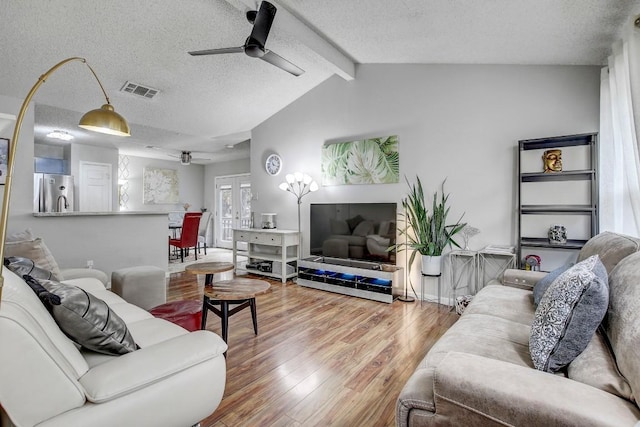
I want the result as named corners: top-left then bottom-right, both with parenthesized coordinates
top-left (321, 135), bottom-right (399, 186)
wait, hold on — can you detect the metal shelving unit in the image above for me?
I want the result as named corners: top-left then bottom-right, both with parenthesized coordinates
top-left (517, 133), bottom-right (599, 271)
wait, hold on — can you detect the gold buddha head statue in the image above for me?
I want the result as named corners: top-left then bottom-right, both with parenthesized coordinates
top-left (542, 149), bottom-right (562, 173)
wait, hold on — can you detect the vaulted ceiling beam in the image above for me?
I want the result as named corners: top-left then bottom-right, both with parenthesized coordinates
top-left (224, 0), bottom-right (355, 81)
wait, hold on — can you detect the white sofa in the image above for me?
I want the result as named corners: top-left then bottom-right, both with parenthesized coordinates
top-left (0, 267), bottom-right (227, 427)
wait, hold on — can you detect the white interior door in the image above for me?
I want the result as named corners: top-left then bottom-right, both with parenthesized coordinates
top-left (215, 174), bottom-right (251, 249)
top-left (79, 161), bottom-right (112, 212)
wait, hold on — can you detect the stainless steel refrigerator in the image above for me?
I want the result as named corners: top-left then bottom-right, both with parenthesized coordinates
top-left (34, 173), bottom-right (74, 213)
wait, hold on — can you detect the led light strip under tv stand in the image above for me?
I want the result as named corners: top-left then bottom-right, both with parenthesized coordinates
top-left (297, 256), bottom-right (404, 303)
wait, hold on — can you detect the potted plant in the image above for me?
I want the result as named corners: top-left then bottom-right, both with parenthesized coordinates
top-left (392, 176), bottom-right (466, 275)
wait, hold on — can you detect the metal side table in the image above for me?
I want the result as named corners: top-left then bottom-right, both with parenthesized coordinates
top-left (448, 250), bottom-right (477, 304)
top-left (478, 247), bottom-right (516, 290)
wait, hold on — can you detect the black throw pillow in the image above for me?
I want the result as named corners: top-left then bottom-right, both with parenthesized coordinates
top-left (5, 256), bottom-right (57, 281)
top-left (23, 275), bottom-right (138, 355)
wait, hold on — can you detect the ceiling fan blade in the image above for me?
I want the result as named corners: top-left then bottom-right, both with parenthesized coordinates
top-left (248, 1), bottom-right (277, 50)
top-left (260, 50), bottom-right (305, 76)
top-left (188, 46), bottom-right (244, 56)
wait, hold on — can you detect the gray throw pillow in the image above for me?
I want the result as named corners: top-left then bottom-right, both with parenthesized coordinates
top-left (529, 255), bottom-right (608, 372)
top-left (532, 263), bottom-right (573, 306)
top-left (27, 276), bottom-right (138, 355)
top-left (5, 256), bottom-right (57, 281)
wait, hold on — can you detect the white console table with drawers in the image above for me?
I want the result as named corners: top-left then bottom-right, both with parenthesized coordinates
top-left (232, 228), bottom-right (300, 283)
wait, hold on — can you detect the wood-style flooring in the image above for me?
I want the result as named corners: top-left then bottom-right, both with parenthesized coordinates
top-left (167, 272), bottom-right (459, 427)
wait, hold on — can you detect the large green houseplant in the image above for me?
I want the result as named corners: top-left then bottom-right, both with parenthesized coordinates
top-left (394, 176), bottom-right (466, 275)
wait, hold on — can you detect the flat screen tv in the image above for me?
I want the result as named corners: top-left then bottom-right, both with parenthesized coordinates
top-left (310, 203), bottom-right (397, 264)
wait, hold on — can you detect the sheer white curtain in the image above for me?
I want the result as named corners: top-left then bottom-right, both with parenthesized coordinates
top-left (600, 18), bottom-right (640, 236)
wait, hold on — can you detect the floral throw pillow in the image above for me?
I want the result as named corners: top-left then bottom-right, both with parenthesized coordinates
top-left (529, 255), bottom-right (608, 372)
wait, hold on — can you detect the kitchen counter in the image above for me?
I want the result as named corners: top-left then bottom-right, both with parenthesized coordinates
top-left (33, 211), bottom-right (170, 217)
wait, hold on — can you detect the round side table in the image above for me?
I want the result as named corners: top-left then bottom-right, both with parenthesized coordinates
top-left (185, 261), bottom-right (234, 286)
top-left (201, 278), bottom-right (271, 355)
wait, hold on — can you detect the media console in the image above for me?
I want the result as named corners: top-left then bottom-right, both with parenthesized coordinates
top-left (297, 256), bottom-right (404, 303)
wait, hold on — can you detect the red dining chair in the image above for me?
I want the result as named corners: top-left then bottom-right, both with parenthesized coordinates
top-left (169, 213), bottom-right (201, 262)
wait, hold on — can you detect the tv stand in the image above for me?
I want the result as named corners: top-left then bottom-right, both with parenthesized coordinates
top-left (297, 256), bottom-right (403, 303)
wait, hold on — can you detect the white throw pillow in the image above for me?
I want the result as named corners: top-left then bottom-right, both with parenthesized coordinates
top-left (4, 238), bottom-right (62, 280)
top-left (6, 228), bottom-right (34, 242)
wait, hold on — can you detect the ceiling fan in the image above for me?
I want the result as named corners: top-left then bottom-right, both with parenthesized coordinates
top-left (188, 1), bottom-right (304, 76)
top-left (145, 145), bottom-right (212, 165)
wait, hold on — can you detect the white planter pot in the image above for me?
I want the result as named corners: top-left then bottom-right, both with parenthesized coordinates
top-left (421, 255), bottom-right (442, 276)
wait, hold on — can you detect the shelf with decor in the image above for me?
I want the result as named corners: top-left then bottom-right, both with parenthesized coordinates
top-left (232, 228), bottom-right (299, 283)
top-left (517, 133), bottom-right (598, 272)
top-left (520, 170), bottom-right (595, 182)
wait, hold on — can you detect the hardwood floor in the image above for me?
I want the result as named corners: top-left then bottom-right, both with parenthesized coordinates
top-left (167, 272), bottom-right (459, 427)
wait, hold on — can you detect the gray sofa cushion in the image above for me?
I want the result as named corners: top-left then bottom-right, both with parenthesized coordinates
top-left (577, 231), bottom-right (640, 274)
top-left (462, 284), bottom-right (535, 326)
top-left (605, 250), bottom-right (640, 406)
top-left (435, 286), bottom-right (536, 367)
top-left (530, 255), bottom-right (608, 372)
top-left (568, 328), bottom-right (634, 401)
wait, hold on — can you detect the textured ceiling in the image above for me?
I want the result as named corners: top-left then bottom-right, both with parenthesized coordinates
top-left (1, 0), bottom-right (638, 164)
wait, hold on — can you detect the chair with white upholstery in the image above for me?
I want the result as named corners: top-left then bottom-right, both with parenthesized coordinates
top-left (197, 211), bottom-right (212, 255)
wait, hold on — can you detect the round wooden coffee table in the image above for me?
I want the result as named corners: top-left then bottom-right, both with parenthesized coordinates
top-left (185, 261), bottom-right (234, 286)
top-left (201, 278), bottom-right (271, 349)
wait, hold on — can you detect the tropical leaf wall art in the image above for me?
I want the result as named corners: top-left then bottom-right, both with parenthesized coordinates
top-left (321, 135), bottom-right (399, 185)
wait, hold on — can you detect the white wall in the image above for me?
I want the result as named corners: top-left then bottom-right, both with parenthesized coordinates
top-left (0, 95), bottom-right (168, 277)
top-left (124, 155), bottom-right (205, 212)
top-left (250, 64), bottom-right (601, 296)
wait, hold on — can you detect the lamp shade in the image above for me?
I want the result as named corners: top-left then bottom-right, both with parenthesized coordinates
top-left (79, 104), bottom-right (130, 136)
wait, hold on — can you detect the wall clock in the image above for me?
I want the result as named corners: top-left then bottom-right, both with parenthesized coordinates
top-left (265, 153), bottom-right (283, 176)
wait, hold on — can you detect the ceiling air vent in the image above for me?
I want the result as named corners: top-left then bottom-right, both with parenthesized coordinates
top-left (120, 81), bottom-right (159, 99)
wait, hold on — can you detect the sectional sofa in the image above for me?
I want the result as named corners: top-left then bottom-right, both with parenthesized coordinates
top-left (397, 231), bottom-right (640, 426)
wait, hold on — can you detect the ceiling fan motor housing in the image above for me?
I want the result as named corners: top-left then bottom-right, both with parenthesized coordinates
top-left (245, 37), bottom-right (265, 57)
top-left (180, 151), bottom-right (192, 165)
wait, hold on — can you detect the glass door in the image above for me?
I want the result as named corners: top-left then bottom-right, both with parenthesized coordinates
top-left (215, 174), bottom-right (251, 249)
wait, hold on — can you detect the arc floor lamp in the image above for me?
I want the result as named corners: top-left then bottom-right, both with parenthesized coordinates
top-left (0, 57), bottom-right (131, 302)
